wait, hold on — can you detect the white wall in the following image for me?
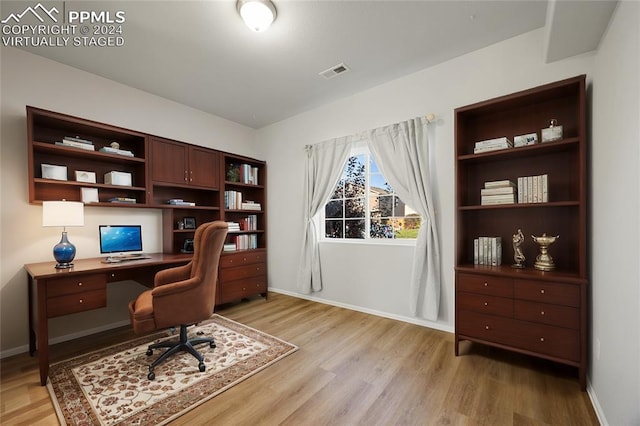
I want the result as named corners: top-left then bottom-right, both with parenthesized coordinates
top-left (591, 1), bottom-right (640, 424)
top-left (0, 47), bottom-right (256, 355)
top-left (256, 28), bottom-right (596, 333)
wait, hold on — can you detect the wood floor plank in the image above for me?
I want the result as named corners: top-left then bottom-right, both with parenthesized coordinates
top-left (0, 293), bottom-right (600, 425)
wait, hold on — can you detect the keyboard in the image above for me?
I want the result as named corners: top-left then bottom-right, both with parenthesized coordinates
top-left (103, 254), bottom-right (151, 263)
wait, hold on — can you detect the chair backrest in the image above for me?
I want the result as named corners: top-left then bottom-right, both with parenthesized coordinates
top-left (188, 221), bottom-right (228, 316)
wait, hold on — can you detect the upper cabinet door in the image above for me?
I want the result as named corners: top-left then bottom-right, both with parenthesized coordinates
top-left (188, 146), bottom-right (219, 189)
top-left (150, 137), bottom-right (189, 185)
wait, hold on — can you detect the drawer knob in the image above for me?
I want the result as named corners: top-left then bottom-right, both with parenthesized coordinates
top-left (540, 311), bottom-right (545, 316)
top-left (484, 282), bottom-right (488, 287)
top-left (485, 325), bottom-right (490, 330)
top-left (540, 289), bottom-right (545, 294)
top-left (243, 257), bottom-right (247, 261)
top-left (79, 299), bottom-right (83, 304)
top-left (483, 302), bottom-right (488, 306)
top-left (111, 273), bottom-right (115, 278)
top-left (540, 337), bottom-right (545, 342)
top-left (78, 282), bottom-right (83, 287)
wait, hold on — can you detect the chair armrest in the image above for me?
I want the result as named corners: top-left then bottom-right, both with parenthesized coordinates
top-left (152, 277), bottom-right (198, 297)
top-left (154, 263), bottom-right (192, 287)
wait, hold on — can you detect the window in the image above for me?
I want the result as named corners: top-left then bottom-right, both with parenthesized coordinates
top-left (323, 148), bottom-right (421, 241)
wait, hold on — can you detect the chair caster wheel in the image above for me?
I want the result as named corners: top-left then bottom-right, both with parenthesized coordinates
top-left (146, 349), bottom-right (153, 356)
top-left (148, 371), bottom-right (155, 380)
top-left (210, 342), bottom-right (216, 348)
top-left (198, 362), bottom-right (206, 372)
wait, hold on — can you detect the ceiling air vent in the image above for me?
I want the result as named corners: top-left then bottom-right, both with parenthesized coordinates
top-left (319, 63), bottom-right (350, 80)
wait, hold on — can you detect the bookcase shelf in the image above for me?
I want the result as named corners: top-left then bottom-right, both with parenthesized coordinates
top-left (27, 106), bottom-right (268, 307)
top-left (454, 75), bottom-right (588, 390)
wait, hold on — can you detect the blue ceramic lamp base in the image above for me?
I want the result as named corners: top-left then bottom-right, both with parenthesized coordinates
top-left (53, 231), bottom-right (76, 269)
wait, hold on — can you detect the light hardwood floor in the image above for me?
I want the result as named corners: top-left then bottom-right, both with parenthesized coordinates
top-left (1, 293), bottom-right (598, 425)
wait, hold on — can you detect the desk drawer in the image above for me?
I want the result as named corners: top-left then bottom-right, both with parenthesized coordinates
top-left (457, 273), bottom-right (513, 297)
top-left (47, 274), bottom-right (106, 298)
top-left (457, 310), bottom-right (580, 362)
top-left (220, 263), bottom-right (266, 281)
top-left (47, 289), bottom-right (106, 318)
top-left (218, 277), bottom-right (267, 304)
top-left (457, 292), bottom-right (513, 317)
top-left (514, 280), bottom-right (580, 307)
top-left (514, 300), bottom-right (580, 329)
top-left (220, 251), bottom-right (266, 268)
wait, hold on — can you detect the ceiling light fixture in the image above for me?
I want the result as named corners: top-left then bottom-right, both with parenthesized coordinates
top-left (237, 0), bottom-right (277, 32)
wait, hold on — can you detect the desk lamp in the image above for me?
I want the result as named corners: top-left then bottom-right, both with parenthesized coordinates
top-left (42, 200), bottom-right (84, 269)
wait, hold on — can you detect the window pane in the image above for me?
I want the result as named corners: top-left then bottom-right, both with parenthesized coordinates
top-left (345, 197), bottom-right (365, 218)
top-left (325, 220), bottom-right (343, 238)
top-left (376, 194), bottom-right (394, 217)
top-left (370, 218), bottom-right (394, 239)
top-left (331, 179), bottom-right (345, 199)
top-left (345, 219), bottom-right (365, 239)
top-left (395, 215), bottom-right (421, 239)
top-left (344, 155), bottom-right (365, 197)
top-left (325, 200), bottom-right (343, 219)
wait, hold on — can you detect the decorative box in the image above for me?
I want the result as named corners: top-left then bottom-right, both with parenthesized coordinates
top-left (41, 164), bottom-right (67, 181)
top-left (541, 119), bottom-right (563, 142)
top-left (75, 170), bottom-right (96, 183)
top-left (514, 133), bottom-right (538, 147)
top-left (104, 171), bottom-right (132, 186)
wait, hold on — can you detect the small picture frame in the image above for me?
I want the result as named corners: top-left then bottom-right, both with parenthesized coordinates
top-left (75, 170), bottom-right (96, 183)
top-left (183, 217), bottom-right (196, 229)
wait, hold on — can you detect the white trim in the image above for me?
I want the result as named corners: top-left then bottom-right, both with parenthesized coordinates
top-left (0, 320), bottom-right (130, 359)
top-left (269, 287), bottom-right (453, 334)
top-left (587, 381), bottom-right (608, 425)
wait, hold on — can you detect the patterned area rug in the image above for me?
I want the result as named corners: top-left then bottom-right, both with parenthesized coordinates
top-left (47, 315), bottom-right (297, 425)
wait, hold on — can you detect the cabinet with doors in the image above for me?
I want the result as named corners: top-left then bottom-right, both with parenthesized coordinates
top-left (27, 106), bottom-right (268, 306)
top-left (218, 153), bottom-right (268, 304)
top-left (454, 75), bottom-right (588, 390)
top-left (149, 136), bottom-right (222, 254)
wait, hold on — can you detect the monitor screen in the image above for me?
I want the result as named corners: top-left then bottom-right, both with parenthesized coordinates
top-left (99, 225), bottom-right (143, 254)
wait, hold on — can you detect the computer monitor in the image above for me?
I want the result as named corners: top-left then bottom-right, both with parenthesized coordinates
top-left (99, 225), bottom-right (143, 256)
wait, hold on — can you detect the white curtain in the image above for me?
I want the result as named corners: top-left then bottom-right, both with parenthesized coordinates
top-left (297, 136), bottom-right (353, 293)
top-left (367, 118), bottom-right (441, 320)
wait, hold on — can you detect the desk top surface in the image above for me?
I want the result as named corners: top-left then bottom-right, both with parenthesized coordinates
top-left (24, 253), bottom-right (192, 279)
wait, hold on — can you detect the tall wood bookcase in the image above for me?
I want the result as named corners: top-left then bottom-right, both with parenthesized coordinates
top-left (454, 75), bottom-right (588, 390)
top-left (27, 106), bottom-right (267, 306)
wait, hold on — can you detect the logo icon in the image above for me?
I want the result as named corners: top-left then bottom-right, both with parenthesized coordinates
top-left (1, 3), bottom-right (59, 24)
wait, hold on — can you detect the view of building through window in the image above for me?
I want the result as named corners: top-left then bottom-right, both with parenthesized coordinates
top-left (324, 153), bottom-right (421, 240)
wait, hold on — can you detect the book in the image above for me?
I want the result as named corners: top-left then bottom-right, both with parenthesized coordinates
top-left (99, 146), bottom-right (134, 157)
top-left (484, 180), bottom-right (515, 189)
top-left (241, 201), bottom-right (261, 211)
top-left (474, 137), bottom-right (513, 153)
top-left (55, 141), bottom-right (95, 151)
top-left (63, 136), bottom-right (93, 145)
top-left (480, 186), bottom-right (516, 196)
top-left (481, 194), bottom-right (515, 205)
top-left (108, 197), bottom-right (136, 203)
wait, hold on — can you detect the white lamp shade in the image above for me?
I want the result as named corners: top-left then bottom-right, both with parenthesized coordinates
top-left (42, 201), bottom-right (84, 227)
top-left (238, 0), bottom-right (276, 32)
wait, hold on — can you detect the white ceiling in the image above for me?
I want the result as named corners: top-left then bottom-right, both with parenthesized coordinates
top-left (1, 1), bottom-right (618, 128)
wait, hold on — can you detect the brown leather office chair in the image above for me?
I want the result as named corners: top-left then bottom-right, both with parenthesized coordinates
top-left (128, 221), bottom-right (228, 380)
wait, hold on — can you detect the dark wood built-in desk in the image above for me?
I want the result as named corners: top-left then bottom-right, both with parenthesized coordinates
top-left (25, 253), bottom-right (192, 386)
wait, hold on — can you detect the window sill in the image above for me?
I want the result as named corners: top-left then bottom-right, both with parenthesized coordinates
top-left (320, 239), bottom-right (417, 247)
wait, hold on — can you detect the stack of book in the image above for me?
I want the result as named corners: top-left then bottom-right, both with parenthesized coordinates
top-left (108, 197), bottom-right (136, 204)
top-left (99, 146), bottom-right (134, 157)
top-left (480, 180), bottom-right (516, 205)
top-left (226, 222), bottom-right (241, 232)
top-left (473, 137), bottom-right (513, 154)
top-left (55, 136), bottom-right (95, 151)
top-left (474, 236), bottom-right (502, 266)
top-left (517, 174), bottom-right (548, 203)
top-left (241, 201), bottom-right (261, 211)
top-left (223, 243), bottom-right (237, 252)
top-left (168, 199), bottom-right (196, 206)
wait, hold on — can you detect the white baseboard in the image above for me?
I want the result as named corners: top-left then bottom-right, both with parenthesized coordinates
top-left (587, 381), bottom-right (608, 425)
top-left (268, 287), bottom-right (454, 334)
top-left (0, 320), bottom-right (131, 359)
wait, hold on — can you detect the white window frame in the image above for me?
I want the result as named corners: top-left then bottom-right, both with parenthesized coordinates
top-left (320, 144), bottom-right (418, 246)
